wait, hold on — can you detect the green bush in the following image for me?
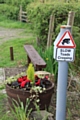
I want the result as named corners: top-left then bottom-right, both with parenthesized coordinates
top-left (27, 2), bottom-right (75, 48)
top-left (27, 1), bottom-right (80, 71)
top-left (0, 0), bottom-right (80, 71)
top-left (0, 4), bottom-right (19, 20)
top-left (0, 0), bottom-right (5, 3)
top-left (0, 0), bottom-right (33, 20)
top-left (5, 0), bottom-right (33, 10)
top-left (27, 3), bottom-right (53, 48)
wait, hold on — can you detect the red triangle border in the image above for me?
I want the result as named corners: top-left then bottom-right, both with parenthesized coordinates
top-left (57, 31), bottom-right (76, 48)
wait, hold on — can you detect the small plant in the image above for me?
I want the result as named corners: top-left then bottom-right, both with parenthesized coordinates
top-left (5, 72), bottom-right (26, 85)
top-left (10, 98), bottom-right (32, 120)
top-left (27, 63), bottom-right (35, 84)
top-left (67, 108), bottom-right (72, 120)
top-left (5, 63), bottom-right (52, 90)
top-left (11, 98), bottom-right (49, 120)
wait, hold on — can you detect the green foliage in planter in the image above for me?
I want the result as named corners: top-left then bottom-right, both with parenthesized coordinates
top-left (27, 63), bottom-right (35, 84)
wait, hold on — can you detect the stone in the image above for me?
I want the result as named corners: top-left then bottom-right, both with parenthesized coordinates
top-left (30, 110), bottom-right (53, 120)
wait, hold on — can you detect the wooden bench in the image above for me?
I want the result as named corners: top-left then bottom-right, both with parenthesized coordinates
top-left (24, 45), bottom-right (46, 70)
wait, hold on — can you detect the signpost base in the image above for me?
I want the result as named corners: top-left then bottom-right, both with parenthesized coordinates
top-left (54, 25), bottom-right (76, 120)
top-left (56, 62), bottom-right (68, 120)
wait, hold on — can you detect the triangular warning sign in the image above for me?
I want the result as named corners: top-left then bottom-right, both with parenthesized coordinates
top-left (57, 31), bottom-right (76, 48)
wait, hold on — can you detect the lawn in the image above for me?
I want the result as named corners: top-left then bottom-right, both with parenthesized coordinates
top-left (0, 15), bottom-right (36, 67)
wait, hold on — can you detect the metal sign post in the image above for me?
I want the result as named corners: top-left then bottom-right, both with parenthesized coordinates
top-left (54, 25), bottom-right (76, 120)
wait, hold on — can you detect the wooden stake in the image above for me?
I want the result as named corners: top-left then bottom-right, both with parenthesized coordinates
top-left (67, 11), bottom-right (75, 32)
top-left (10, 47), bottom-right (14, 61)
top-left (47, 15), bottom-right (54, 49)
top-left (19, 5), bottom-right (22, 22)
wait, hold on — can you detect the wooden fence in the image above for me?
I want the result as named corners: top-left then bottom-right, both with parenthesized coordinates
top-left (47, 11), bottom-right (75, 49)
top-left (19, 6), bottom-right (28, 22)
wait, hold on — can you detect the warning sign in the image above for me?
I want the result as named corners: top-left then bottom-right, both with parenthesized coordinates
top-left (56, 48), bottom-right (75, 62)
top-left (57, 31), bottom-right (76, 48)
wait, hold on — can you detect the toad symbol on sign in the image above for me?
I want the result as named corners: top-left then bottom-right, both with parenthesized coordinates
top-left (62, 38), bottom-right (70, 45)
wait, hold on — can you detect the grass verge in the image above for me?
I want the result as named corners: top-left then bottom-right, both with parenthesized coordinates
top-left (0, 37), bottom-right (36, 67)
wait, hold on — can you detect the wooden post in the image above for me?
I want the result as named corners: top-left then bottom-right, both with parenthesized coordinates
top-left (40, 0), bottom-right (44, 3)
top-left (47, 15), bottom-right (54, 49)
top-left (19, 5), bottom-right (22, 22)
top-left (10, 47), bottom-right (14, 61)
top-left (67, 11), bottom-right (75, 32)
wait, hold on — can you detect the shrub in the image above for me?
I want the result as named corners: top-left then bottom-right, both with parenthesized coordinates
top-left (0, 0), bottom-right (33, 20)
top-left (27, 2), bottom-right (75, 48)
top-left (0, 0), bottom-right (6, 3)
top-left (27, 2), bottom-right (80, 71)
top-left (0, 4), bottom-right (19, 20)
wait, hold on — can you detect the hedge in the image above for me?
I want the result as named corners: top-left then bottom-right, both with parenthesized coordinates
top-left (27, 2), bottom-right (80, 46)
top-left (27, 2), bottom-right (76, 47)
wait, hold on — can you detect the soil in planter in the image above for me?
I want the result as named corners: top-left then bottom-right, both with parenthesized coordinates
top-left (7, 75), bottom-right (52, 91)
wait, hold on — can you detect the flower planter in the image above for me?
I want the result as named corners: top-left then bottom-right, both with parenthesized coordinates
top-left (5, 64), bottom-right (54, 111)
top-left (6, 81), bottom-right (54, 110)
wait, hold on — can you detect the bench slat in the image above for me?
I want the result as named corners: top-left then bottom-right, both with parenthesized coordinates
top-left (24, 45), bottom-right (46, 70)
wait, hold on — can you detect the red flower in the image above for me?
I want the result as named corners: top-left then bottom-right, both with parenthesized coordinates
top-left (35, 79), bottom-right (40, 86)
top-left (21, 80), bottom-right (31, 88)
top-left (21, 81), bottom-right (27, 87)
top-left (45, 75), bottom-right (49, 79)
top-left (18, 76), bottom-right (27, 83)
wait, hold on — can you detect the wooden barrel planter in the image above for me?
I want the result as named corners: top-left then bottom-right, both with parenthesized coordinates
top-left (6, 81), bottom-right (54, 110)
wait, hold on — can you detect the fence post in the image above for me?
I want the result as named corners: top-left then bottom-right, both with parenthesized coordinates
top-left (40, 0), bottom-right (44, 3)
top-left (47, 15), bottom-right (54, 49)
top-left (10, 47), bottom-right (14, 61)
top-left (67, 11), bottom-right (75, 32)
top-left (19, 5), bottom-right (22, 22)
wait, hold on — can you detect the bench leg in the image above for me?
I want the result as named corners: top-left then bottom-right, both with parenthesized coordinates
top-left (27, 55), bottom-right (31, 65)
top-left (36, 65), bottom-right (43, 71)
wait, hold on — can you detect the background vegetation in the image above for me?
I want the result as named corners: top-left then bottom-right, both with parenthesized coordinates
top-left (0, 1), bottom-right (80, 119)
top-left (0, 0), bottom-right (80, 74)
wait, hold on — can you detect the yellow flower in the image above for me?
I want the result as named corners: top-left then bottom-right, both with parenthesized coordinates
top-left (46, 58), bottom-right (49, 61)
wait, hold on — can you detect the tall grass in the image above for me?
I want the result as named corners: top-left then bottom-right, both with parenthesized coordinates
top-left (35, 45), bottom-right (58, 80)
top-left (10, 98), bottom-right (32, 120)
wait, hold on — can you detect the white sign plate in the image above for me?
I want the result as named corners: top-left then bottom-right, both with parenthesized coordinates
top-left (56, 48), bottom-right (75, 62)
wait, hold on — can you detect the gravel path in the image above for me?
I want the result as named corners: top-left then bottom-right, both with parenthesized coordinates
top-left (0, 68), bottom-right (5, 83)
top-left (0, 27), bottom-right (28, 45)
